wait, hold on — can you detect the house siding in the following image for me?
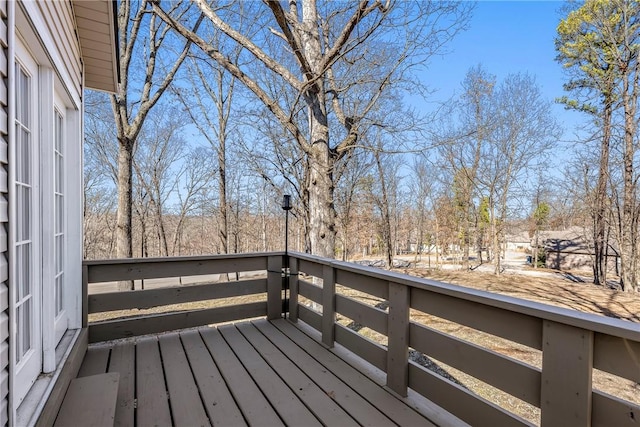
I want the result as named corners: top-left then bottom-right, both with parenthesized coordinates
top-left (0, 0), bottom-right (7, 424)
top-left (37, 0), bottom-right (81, 95)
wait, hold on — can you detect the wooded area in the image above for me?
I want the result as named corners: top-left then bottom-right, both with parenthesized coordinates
top-left (84, 0), bottom-right (640, 292)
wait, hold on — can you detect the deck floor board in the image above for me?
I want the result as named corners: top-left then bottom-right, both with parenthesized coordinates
top-left (135, 337), bottom-right (172, 426)
top-left (271, 318), bottom-right (437, 427)
top-left (237, 321), bottom-right (359, 426)
top-left (218, 324), bottom-right (322, 426)
top-left (180, 329), bottom-right (246, 427)
top-left (108, 342), bottom-right (135, 427)
top-left (77, 346), bottom-right (110, 378)
top-left (75, 320), bottom-right (439, 426)
top-left (199, 327), bottom-right (284, 426)
top-left (252, 319), bottom-right (397, 427)
top-left (159, 333), bottom-right (210, 426)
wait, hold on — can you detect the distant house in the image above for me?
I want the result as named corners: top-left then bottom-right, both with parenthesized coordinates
top-left (504, 231), bottom-right (531, 252)
top-left (1, 1), bottom-right (119, 424)
top-left (541, 227), bottom-right (619, 273)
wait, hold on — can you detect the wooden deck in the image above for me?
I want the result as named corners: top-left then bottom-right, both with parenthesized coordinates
top-left (65, 318), bottom-right (437, 427)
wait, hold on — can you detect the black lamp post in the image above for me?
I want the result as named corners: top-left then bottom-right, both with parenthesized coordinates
top-left (281, 195), bottom-right (292, 318)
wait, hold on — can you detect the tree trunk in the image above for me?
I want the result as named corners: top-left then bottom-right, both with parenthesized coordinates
top-left (533, 230), bottom-right (539, 269)
top-left (218, 136), bottom-right (229, 255)
top-left (374, 151), bottom-right (393, 269)
top-left (620, 74), bottom-right (638, 292)
top-left (307, 143), bottom-right (336, 258)
top-left (116, 138), bottom-right (134, 290)
top-left (593, 97), bottom-right (611, 287)
top-left (301, 3), bottom-right (336, 259)
top-left (490, 203), bottom-right (501, 276)
top-left (154, 202), bottom-right (169, 256)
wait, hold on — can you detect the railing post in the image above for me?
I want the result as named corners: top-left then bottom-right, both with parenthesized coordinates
top-left (289, 257), bottom-right (299, 322)
top-left (386, 281), bottom-right (410, 397)
top-left (541, 320), bottom-right (593, 427)
top-left (321, 265), bottom-right (336, 347)
top-left (267, 256), bottom-right (283, 320)
top-left (82, 264), bottom-right (89, 328)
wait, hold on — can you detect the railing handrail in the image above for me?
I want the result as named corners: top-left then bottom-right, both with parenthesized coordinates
top-left (83, 251), bottom-right (284, 266)
top-left (290, 251), bottom-right (640, 341)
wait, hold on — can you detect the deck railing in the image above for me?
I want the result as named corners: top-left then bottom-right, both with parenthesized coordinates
top-left (83, 251), bottom-right (640, 427)
top-left (83, 253), bottom-right (286, 342)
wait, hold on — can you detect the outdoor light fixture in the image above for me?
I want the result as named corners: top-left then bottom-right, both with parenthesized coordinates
top-left (282, 195), bottom-right (292, 318)
top-left (282, 194), bottom-right (292, 211)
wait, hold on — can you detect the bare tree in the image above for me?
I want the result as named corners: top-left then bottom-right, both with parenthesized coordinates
top-left (335, 151), bottom-right (372, 261)
top-left (152, 0), bottom-right (472, 258)
top-left (174, 50), bottom-right (242, 255)
top-left (112, 1), bottom-right (202, 285)
top-left (479, 73), bottom-right (561, 274)
top-left (440, 70), bottom-right (561, 275)
top-left (409, 156), bottom-right (437, 265)
top-left (172, 147), bottom-right (214, 255)
top-left (442, 66), bottom-right (496, 270)
top-left (133, 109), bottom-right (187, 256)
top-left (371, 148), bottom-right (398, 268)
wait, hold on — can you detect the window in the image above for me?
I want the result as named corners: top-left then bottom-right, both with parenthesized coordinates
top-left (53, 106), bottom-right (67, 344)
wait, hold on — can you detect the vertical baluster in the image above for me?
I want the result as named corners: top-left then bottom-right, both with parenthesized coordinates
top-left (321, 265), bottom-right (335, 347)
top-left (386, 282), bottom-right (410, 397)
top-left (267, 256), bottom-right (282, 320)
top-left (541, 320), bottom-right (593, 427)
top-left (289, 257), bottom-right (299, 322)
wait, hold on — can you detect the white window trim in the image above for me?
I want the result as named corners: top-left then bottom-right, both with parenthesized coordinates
top-left (11, 36), bottom-right (42, 411)
top-left (41, 66), bottom-right (56, 374)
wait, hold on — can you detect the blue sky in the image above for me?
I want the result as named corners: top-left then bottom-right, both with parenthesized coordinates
top-left (420, 1), bottom-right (586, 145)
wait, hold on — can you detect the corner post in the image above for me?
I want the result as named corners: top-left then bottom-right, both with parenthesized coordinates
top-left (321, 264), bottom-right (336, 347)
top-left (289, 256), bottom-right (299, 322)
top-left (82, 264), bottom-right (89, 328)
top-left (386, 281), bottom-right (410, 396)
top-left (540, 321), bottom-right (593, 427)
top-left (267, 255), bottom-right (283, 320)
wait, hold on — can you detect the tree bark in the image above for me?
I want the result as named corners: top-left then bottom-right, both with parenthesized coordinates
top-left (116, 138), bottom-right (134, 290)
top-left (308, 142), bottom-right (336, 258)
top-left (593, 96), bottom-right (611, 286)
top-left (619, 68), bottom-right (638, 292)
top-left (374, 150), bottom-right (393, 269)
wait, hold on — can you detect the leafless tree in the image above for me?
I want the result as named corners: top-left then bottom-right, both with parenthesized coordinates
top-left (152, 0), bottom-right (472, 258)
top-left (112, 0), bottom-right (202, 287)
top-left (335, 151), bottom-right (372, 261)
top-left (132, 109), bottom-right (187, 256)
top-left (409, 156), bottom-right (438, 265)
top-left (478, 73), bottom-right (561, 274)
top-left (441, 66), bottom-right (496, 270)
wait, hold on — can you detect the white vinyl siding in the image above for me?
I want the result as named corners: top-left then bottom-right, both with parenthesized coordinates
top-left (36, 1), bottom-right (81, 95)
